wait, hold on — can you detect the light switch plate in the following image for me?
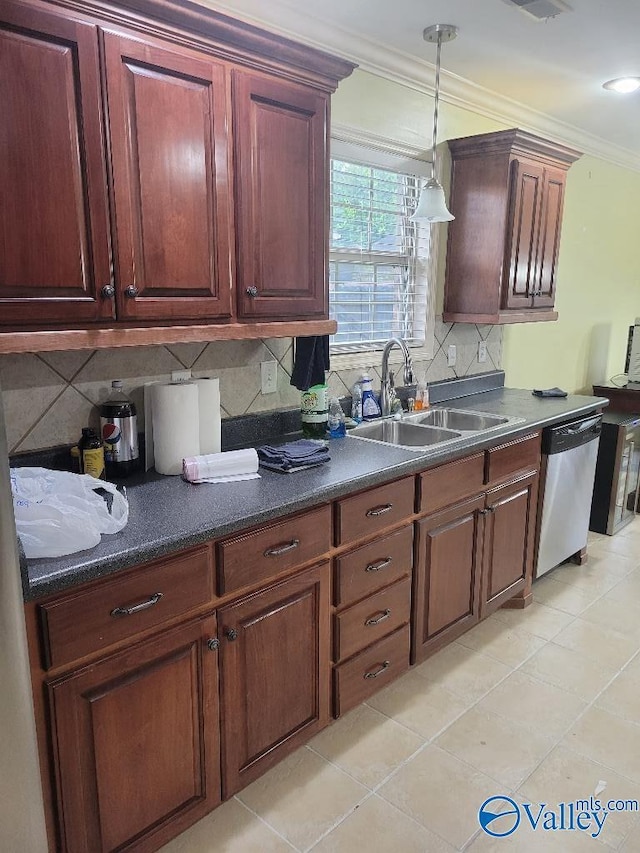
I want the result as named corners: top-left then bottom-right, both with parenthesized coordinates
top-left (447, 345), bottom-right (457, 367)
top-left (261, 361), bottom-right (278, 394)
top-left (478, 341), bottom-right (488, 363)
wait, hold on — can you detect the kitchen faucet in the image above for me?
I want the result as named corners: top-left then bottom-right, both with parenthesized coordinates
top-left (380, 337), bottom-right (414, 417)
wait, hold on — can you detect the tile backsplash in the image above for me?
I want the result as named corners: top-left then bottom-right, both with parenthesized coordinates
top-left (0, 320), bottom-right (502, 454)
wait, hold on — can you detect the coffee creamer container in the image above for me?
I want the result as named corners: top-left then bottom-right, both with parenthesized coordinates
top-left (100, 380), bottom-right (139, 478)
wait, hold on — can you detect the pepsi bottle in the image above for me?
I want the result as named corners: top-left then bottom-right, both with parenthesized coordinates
top-left (100, 380), bottom-right (139, 478)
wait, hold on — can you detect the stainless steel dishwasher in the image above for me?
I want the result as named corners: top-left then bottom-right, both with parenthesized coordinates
top-left (535, 413), bottom-right (602, 578)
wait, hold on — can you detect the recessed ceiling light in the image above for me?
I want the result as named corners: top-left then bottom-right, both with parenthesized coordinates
top-left (602, 77), bottom-right (640, 94)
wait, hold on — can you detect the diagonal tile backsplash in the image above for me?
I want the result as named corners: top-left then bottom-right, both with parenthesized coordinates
top-left (0, 320), bottom-right (501, 454)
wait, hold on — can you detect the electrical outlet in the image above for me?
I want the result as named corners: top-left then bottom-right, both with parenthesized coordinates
top-left (447, 345), bottom-right (457, 367)
top-left (478, 341), bottom-right (488, 363)
top-left (261, 360), bottom-right (278, 395)
top-left (171, 369), bottom-right (192, 382)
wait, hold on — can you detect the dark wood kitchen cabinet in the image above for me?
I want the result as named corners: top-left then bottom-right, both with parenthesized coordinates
top-left (233, 71), bottom-right (328, 320)
top-left (480, 469), bottom-right (539, 617)
top-left (218, 563), bottom-right (330, 797)
top-left (103, 31), bottom-right (233, 323)
top-left (48, 615), bottom-right (221, 853)
top-left (443, 128), bottom-right (581, 325)
top-left (0, 2), bottom-right (113, 325)
top-left (413, 435), bottom-right (540, 663)
top-left (0, 0), bottom-right (354, 347)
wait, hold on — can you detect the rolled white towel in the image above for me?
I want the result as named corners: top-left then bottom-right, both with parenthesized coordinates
top-left (182, 448), bottom-right (260, 483)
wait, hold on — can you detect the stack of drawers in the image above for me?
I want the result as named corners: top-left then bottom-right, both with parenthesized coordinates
top-left (332, 477), bottom-right (415, 716)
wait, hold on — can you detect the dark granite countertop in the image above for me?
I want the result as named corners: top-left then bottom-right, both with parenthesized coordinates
top-left (21, 385), bottom-right (608, 601)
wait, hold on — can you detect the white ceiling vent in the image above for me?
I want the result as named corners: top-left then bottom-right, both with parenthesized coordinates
top-left (502, 0), bottom-right (573, 21)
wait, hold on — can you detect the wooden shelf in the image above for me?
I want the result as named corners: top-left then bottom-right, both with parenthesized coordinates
top-left (0, 319), bottom-right (338, 354)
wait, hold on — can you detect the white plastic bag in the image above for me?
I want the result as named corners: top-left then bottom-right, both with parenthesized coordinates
top-left (11, 467), bottom-right (129, 559)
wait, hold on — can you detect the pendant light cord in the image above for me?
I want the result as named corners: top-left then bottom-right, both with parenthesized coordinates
top-left (431, 31), bottom-right (443, 180)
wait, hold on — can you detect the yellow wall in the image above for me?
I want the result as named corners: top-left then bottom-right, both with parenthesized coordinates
top-left (333, 70), bottom-right (640, 393)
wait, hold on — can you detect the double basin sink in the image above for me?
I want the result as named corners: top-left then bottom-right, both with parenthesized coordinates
top-left (348, 406), bottom-right (526, 451)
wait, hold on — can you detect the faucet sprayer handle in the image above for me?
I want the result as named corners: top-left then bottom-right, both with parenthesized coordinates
top-left (404, 362), bottom-right (414, 386)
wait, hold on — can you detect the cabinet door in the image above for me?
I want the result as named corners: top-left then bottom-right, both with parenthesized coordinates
top-left (503, 158), bottom-right (544, 311)
top-left (0, 2), bottom-right (112, 325)
top-left (481, 471), bottom-right (538, 617)
top-left (533, 166), bottom-right (565, 308)
top-left (219, 563), bottom-right (330, 796)
top-left (413, 495), bottom-right (485, 664)
top-left (233, 71), bottom-right (328, 320)
top-left (103, 31), bottom-right (232, 322)
top-left (49, 616), bottom-right (220, 853)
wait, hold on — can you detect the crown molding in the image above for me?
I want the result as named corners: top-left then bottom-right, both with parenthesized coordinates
top-left (207, 0), bottom-right (640, 173)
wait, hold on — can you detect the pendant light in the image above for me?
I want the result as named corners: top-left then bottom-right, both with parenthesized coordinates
top-left (411, 24), bottom-right (458, 223)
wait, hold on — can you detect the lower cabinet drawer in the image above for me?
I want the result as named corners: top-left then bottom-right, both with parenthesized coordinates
top-left (486, 432), bottom-right (540, 485)
top-left (217, 504), bottom-right (331, 594)
top-left (41, 545), bottom-right (214, 669)
top-left (334, 525), bottom-right (413, 608)
top-left (334, 625), bottom-right (410, 717)
top-left (334, 576), bottom-right (411, 662)
top-left (335, 476), bottom-right (415, 546)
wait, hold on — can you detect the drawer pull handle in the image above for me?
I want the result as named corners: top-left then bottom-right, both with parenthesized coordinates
top-left (365, 557), bottom-right (392, 573)
top-left (365, 608), bottom-right (391, 626)
top-left (366, 504), bottom-right (393, 517)
top-left (364, 660), bottom-right (390, 679)
top-left (110, 592), bottom-right (163, 617)
top-left (264, 539), bottom-right (300, 557)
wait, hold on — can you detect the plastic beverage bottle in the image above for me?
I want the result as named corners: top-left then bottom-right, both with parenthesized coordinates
top-left (301, 384), bottom-right (329, 438)
top-left (328, 397), bottom-right (347, 438)
top-left (100, 380), bottom-right (140, 478)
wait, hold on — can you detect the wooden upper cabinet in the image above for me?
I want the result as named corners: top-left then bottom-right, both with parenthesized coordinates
top-left (443, 128), bottom-right (581, 325)
top-left (0, 2), bottom-right (112, 326)
top-left (233, 71), bottom-right (328, 320)
top-left (103, 31), bottom-right (233, 322)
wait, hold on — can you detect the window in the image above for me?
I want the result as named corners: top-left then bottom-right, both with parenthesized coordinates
top-left (329, 139), bottom-right (435, 359)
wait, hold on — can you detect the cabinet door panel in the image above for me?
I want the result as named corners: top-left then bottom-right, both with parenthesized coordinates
top-left (413, 495), bottom-right (484, 664)
top-left (481, 471), bottom-right (538, 617)
top-left (534, 167), bottom-right (565, 308)
top-left (0, 3), bottom-right (112, 325)
top-left (219, 563), bottom-right (330, 796)
top-left (104, 32), bottom-right (232, 322)
top-left (503, 158), bottom-right (544, 310)
top-left (49, 616), bottom-right (220, 853)
top-left (233, 71), bottom-right (328, 319)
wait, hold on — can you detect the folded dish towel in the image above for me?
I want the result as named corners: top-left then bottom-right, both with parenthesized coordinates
top-left (183, 448), bottom-right (260, 483)
top-left (257, 439), bottom-right (330, 473)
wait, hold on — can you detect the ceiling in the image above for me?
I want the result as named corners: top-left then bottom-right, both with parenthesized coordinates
top-left (203, 0), bottom-right (640, 170)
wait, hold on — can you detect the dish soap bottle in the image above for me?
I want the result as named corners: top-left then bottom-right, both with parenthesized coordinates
top-left (350, 380), bottom-right (363, 423)
top-left (360, 372), bottom-right (381, 420)
top-left (328, 397), bottom-right (346, 438)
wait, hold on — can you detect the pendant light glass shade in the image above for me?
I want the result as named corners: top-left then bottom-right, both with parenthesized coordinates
top-left (411, 177), bottom-right (454, 222)
top-left (411, 24), bottom-right (457, 224)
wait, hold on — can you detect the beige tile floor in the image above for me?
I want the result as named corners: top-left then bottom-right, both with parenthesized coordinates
top-left (161, 519), bottom-right (640, 852)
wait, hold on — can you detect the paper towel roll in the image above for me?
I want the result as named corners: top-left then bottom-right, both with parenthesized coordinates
top-left (151, 382), bottom-right (200, 475)
top-left (196, 378), bottom-right (221, 455)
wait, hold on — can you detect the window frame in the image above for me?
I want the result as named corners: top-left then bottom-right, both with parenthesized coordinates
top-left (329, 135), bottom-right (440, 374)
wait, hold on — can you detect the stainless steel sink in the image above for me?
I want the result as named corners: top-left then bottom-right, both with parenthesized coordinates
top-left (407, 408), bottom-right (509, 431)
top-left (348, 420), bottom-right (461, 448)
top-left (347, 406), bottom-right (526, 452)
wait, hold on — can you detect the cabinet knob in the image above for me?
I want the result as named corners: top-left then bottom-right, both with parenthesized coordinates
top-left (225, 628), bottom-right (238, 642)
top-left (207, 638), bottom-right (220, 651)
top-left (101, 284), bottom-right (115, 299)
top-left (246, 286), bottom-right (258, 297)
top-left (124, 285), bottom-right (139, 298)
